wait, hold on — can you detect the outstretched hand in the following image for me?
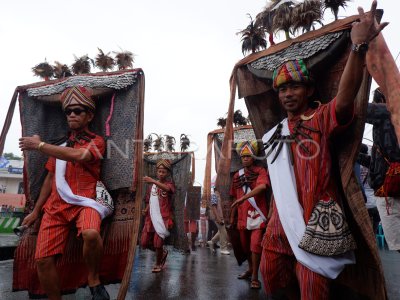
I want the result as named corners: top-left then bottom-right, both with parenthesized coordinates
top-left (351, 0), bottom-right (388, 45)
top-left (231, 197), bottom-right (244, 208)
top-left (21, 210), bottom-right (39, 227)
top-left (143, 176), bottom-right (155, 184)
top-left (19, 135), bottom-right (42, 151)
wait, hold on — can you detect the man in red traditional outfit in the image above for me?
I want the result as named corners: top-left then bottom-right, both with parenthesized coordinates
top-left (141, 159), bottom-right (175, 273)
top-left (19, 86), bottom-right (110, 300)
top-left (230, 140), bottom-right (269, 290)
top-left (259, 2), bottom-right (388, 299)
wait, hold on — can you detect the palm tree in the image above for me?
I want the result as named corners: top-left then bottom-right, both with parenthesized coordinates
top-left (143, 134), bottom-right (153, 152)
top-left (165, 135), bottom-right (176, 152)
top-left (180, 134), bottom-right (190, 152)
top-left (53, 61), bottom-right (72, 79)
top-left (95, 48), bottom-right (115, 72)
top-left (323, 0), bottom-right (349, 20)
top-left (237, 14), bottom-right (267, 56)
top-left (32, 60), bottom-right (54, 81)
top-left (292, 0), bottom-right (324, 34)
top-left (152, 134), bottom-right (164, 152)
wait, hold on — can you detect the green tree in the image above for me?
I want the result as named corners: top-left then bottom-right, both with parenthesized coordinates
top-left (3, 152), bottom-right (22, 161)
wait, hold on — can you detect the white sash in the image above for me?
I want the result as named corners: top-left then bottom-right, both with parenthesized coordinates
top-left (238, 168), bottom-right (268, 223)
top-left (262, 119), bottom-right (355, 279)
top-left (55, 144), bottom-right (109, 220)
top-left (149, 184), bottom-right (170, 239)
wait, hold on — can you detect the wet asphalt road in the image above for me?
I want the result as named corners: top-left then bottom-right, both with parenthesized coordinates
top-left (1, 243), bottom-right (400, 299)
top-left (129, 246), bottom-right (265, 300)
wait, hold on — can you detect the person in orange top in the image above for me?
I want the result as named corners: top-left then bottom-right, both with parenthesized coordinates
top-left (141, 159), bottom-right (175, 273)
top-left (230, 140), bottom-right (269, 290)
top-left (19, 86), bottom-right (109, 300)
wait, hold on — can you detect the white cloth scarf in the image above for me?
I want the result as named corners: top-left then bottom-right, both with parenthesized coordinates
top-left (149, 184), bottom-right (170, 239)
top-left (262, 119), bottom-right (355, 279)
top-left (55, 144), bottom-right (109, 220)
top-left (238, 168), bottom-right (268, 223)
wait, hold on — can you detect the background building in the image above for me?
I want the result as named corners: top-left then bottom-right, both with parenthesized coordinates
top-left (0, 159), bottom-right (23, 194)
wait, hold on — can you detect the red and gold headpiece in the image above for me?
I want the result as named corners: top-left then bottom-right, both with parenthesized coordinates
top-left (156, 159), bottom-right (172, 171)
top-left (236, 140), bottom-right (258, 157)
top-left (61, 86), bottom-right (95, 111)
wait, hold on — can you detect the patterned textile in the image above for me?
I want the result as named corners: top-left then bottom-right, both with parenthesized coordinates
top-left (250, 31), bottom-right (344, 72)
top-left (35, 206), bottom-right (101, 259)
top-left (263, 100), bottom-right (352, 254)
top-left (45, 134), bottom-right (105, 199)
top-left (230, 165), bottom-right (269, 230)
top-left (236, 140), bottom-right (258, 157)
top-left (156, 159), bottom-right (172, 171)
top-left (366, 103), bottom-right (400, 190)
top-left (61, 86), bottom-right (95, 111)
top-left (186, 186), bottom-right (201, 220)
top-left (143, 152), bottom-right (192, 251)
top-left (232, 14), bottom-right (386, 297)
top-left (143, 181), bottom-right (175, 218)
top-left (213, 126), bottom-right (257, 174)
top-left (272, 59), bottom-right (311, 90)
top-left (298, 199), bottom-right (356, 256)
top-left (13, 71), bottom-right (144, 297)
top-left (260, 249), bottom-right (329, 298)
top-left (141, 181), bottom-right (175, 250)
top-left (34, 135), bottom-right (105, 259)
top-left (210, 193), bottom-right (218, 206)
top-left (26, 71), bottom-right (140, 97)
top-left (21, 82), bottom-right (140, 200)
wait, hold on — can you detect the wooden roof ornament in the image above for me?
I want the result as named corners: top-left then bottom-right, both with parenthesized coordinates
top-left (217, 11), bottom-right (388, 299)
top-left (0, 69), bottom-right (145, 300)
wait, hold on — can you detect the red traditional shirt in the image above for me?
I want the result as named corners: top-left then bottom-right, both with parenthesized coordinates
top-left (43, 132), bottom-right (105, 213)
top-left (230, 165), bottom-right (270, 230)
top-left (264, 99), bottom-right (353, 253)
top-left (143, 180), bottom-right (176, 232)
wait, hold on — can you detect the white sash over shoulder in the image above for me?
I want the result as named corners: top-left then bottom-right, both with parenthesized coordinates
top-left (55, 144), bottom-right (109, 220)
top-left (149, 184), bottom-right (170, 239)
top-left (262, 119), bottom-right (355, 279)
top-left (238, 168), bottom-right (268, 223)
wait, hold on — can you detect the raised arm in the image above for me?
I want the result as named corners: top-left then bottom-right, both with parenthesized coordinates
top-left (143, 176), bottom-right (173, 193)
top-left (231, 184), bottom-right (267, 208)
top-left (19, 134), bottom-right (94, 163)
top-left (335, 1), bottom-right (388, 124)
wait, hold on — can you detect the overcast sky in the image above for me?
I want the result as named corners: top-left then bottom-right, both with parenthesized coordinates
top-left (0, 0), bottom-right (398, 184)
